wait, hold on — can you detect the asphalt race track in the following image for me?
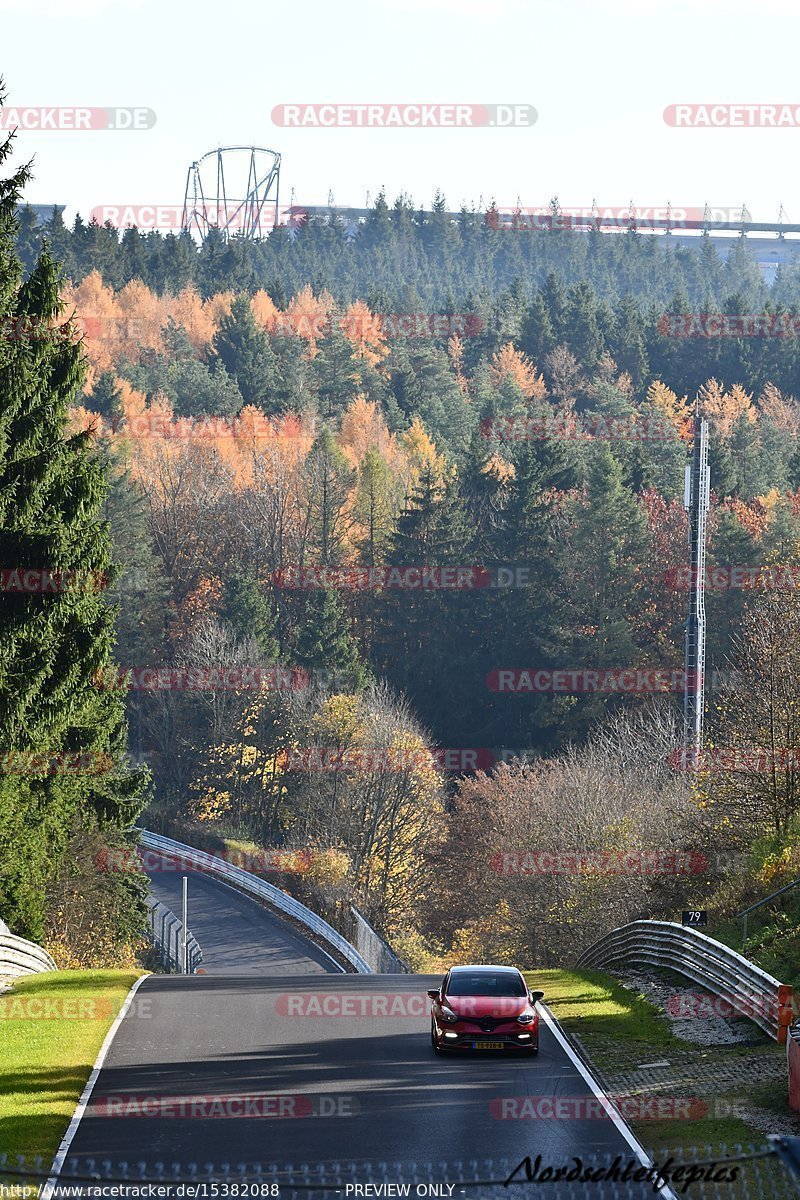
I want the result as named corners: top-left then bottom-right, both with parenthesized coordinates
top-left (146, 867), bottom-right (338, 974)
top-left (53, 874), bottom-right (674, 1199)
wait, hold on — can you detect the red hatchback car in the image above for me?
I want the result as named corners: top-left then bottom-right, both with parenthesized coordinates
top-left (428, 964), bottom-right (544, 1054)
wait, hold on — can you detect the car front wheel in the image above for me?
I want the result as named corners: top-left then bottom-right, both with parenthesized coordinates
top-left (431, 1019), bottom-right (443, 1054)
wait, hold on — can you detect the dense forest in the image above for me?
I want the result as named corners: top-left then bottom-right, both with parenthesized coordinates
top-left (20, 196), bottom-right (800, 416)
top-left (6, 179), bottom-right (800, 969)
top-left (57, 261), bottom-right (800, 758)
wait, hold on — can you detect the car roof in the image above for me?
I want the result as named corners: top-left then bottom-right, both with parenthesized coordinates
top-left (448, 964), bottom-right (523, 972)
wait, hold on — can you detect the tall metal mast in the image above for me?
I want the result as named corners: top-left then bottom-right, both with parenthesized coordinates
top-left (683, 408), bottom-right (711, 758)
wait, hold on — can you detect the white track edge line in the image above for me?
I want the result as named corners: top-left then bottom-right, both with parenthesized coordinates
top-left (41, 973), bottom-right (151, 1200)
top-left (538, 1001), bottom-right (678, 1200)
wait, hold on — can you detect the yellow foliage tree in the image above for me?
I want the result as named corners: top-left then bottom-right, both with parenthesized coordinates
top-left (114, 279), bottom-right (166, 361)
top-left (489, 342), bottom-right (547, 401)
top-left (251, 289), bottom-right (280, 332)
top-left (448, 334), bottom-right (469, 394)
top-left (340, 299), bottom-right (388, 366)
top-left (283, 285), bottom-right (335, 355)
top-left (646, 379), bottom-right (692, 441)
top-left (171, 285), bottom-right (217, 353)
top-left (397, 416), bottom-right (447, 493)
top-left (203, 291), bottom-right (235, 331)
top-left (61, 270), bottom-right (118, 374)
top-left (758, 382), bottom-right (800, 439)
top-left (697, 378), bottom-right (755, 438)
top-left (339, 396), bottom-right (397, 467)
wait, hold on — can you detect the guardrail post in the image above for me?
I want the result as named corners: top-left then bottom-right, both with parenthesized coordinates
top-left (789, 1027), bottom-right (800, 1111)
top-left (182, 876), bottom-right (188, 975)
top-left (779, 986), bottom-right (794, 1045)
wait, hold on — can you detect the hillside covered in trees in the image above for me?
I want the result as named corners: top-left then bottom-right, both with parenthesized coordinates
top-left (59, 262), bottom-right (800, 753)
top-left (8, 182), bottom-right (800, 968)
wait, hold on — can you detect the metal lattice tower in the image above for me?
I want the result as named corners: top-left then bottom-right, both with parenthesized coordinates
top-left (684, 409), bottom-right (711, 756)
top-left (181, 146), bottom-right (281, 241)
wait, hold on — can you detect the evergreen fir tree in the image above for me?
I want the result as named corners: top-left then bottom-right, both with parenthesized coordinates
top-left (376, 468), bottom-right (473, 742)
top-left (294, 588), bottom-right (365, 690)
top-left (312, 326), bottom-right (361, 419)
top-left (519, 290), bottom-right (555, 366)
top-left (565, 281), bottom-right (604, 370)
top-left (567, 445), bottom-right (647, 671)
top-left (211, 294), bottom-right (281, 410)
top-left (728, 410), bottom-right (765, 499)
top-left (86, 370), bottom-right (123, 419)
top-left (353, 449), bottom-right (397, 566)
top-left (220, 570), bottom-right (279, 660)
top-left (0, 108), bottom-right (146, 936)
top-left (305, 427), bottom-right (355, 565)
top-left (14, 203), bottom-right (41, 274)
top-left (707, 433), bottom-right (738, 500)
top-left (482, 437), bottom-right (575, 750)
top-left (610, 295), bottom-right (648, 389)
top-left (159, 231), bottom-right (196, 295)
top-left (705, 506), bottom-right (759, 670)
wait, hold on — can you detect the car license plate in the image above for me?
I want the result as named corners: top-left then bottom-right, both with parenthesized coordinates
top-left (473, 1041), bottom-right (503, 1049)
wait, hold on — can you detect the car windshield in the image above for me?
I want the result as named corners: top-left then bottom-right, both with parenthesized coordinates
top-left (446, 971), bottom-right (527, 997)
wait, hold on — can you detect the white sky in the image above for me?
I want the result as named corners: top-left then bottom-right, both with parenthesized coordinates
top-left (1, 0), bottom-right (799, 226)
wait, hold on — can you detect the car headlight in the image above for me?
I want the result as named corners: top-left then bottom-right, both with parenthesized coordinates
top-left (517, 1011), bottom-right (536, 1025)
top-left (440, 1005), bottom-right (459, 1024)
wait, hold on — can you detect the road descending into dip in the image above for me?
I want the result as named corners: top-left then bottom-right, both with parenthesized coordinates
top-left (51, 871), bottom-right (671, 1199)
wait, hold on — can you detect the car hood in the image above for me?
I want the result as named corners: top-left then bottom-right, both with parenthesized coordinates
top-left (443, 994), bottom-right (531, 1019)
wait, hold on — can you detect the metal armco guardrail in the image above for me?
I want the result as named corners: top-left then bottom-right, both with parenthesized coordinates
top-left (145, 896), bottom-right (203, 974)
top-left (138, 830), bottom-right (373, 973)
top-left (0, 932), bottom-right (57, 978)
top-left (576, 919), bottom-right (794, 1043)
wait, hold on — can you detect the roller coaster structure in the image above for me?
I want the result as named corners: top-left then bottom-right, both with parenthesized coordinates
top-left (181, 146), bottom-right (281, 241)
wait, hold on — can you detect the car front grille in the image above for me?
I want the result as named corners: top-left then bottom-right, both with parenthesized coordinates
top-left (460, 1017), bottom-right (510, 1032)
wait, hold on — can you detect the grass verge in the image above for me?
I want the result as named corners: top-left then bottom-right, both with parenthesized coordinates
top-left (527, 967), bottom-right (674, 1044)
top-left (525, 967), bottom-right (794, 1156)
top-left (0, 969), bottom-right (141, 1163)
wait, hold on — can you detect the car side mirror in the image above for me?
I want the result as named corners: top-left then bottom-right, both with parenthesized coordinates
top-left (427, 989), bottom-right (440, 999)
top-left (529, 990), bottom-right (544, 1004)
